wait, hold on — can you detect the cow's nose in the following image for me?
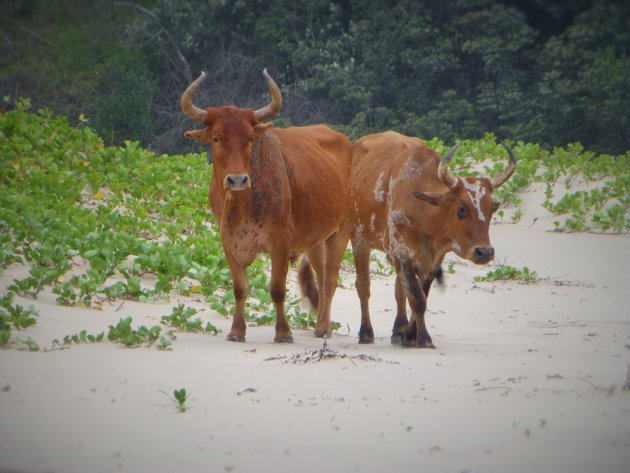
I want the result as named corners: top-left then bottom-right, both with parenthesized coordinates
top-left (473, 247), bottom-right (494, 263)
top-left (225, 174), bottom-right (249, 191)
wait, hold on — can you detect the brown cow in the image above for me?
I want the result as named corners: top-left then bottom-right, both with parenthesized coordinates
top-left (181, 69), bottom-right (352, 343)
top-left (349, 131), bottom-right (516, 348)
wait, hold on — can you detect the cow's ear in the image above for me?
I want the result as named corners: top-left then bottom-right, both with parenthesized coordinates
top-left (413, 191), bottom-right (449, 207)
top-left (254, 123), bottom-right (272, 135)
top-left (184, 128), bottom-right (211, 143)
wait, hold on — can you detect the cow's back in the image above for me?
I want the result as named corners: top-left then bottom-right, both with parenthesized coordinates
top-left (272, 125), bottom-right (352, 252)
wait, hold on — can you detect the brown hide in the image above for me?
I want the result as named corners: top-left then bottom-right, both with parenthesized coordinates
top-left (209, 124), bottom-right (352, 265)
top-left (349, 131), bottom-right (515, 348)
top-left (182, 71), bottom-right (352, 343)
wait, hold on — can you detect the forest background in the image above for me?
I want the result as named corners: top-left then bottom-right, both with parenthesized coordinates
top-left (1, 0), bottom-right (628, 155)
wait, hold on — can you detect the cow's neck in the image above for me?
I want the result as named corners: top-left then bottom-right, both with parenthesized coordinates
top-left (221, 190), bottom-right (253, 228)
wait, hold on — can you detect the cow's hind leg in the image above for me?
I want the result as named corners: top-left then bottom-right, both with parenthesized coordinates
top-left (352, 238), bottom-right (374, 343)
top-left (305, 245), bottom-right (325, 336)
top-left (314, 224), bottom-right (349, 338)
top-left (225, 254), bottom-right (249, 343)
top-left (391, 272), bottom-right (408, 345)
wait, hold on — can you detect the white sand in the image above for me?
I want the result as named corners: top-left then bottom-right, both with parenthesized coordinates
top-left (1, 183), bottom-right (629, 473)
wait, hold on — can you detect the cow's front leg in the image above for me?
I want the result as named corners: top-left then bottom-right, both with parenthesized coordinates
top-left (225, 253), bottom-right (249, 342)
top-left (270, 248), bottom-right (293, 343)
top-left (398, 260), bottom-right (434, 349)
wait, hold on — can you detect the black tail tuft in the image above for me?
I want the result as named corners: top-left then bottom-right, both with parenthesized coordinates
top-left (435, 265), bottom-right (445, 289)
top-left (297, 256), bottom-right (319, 309)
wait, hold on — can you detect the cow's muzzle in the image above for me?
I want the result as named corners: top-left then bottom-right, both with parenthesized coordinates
top-left (224, 174), bottom-right (250, 192)
top-left (472, 246), bottom-right (494, 264)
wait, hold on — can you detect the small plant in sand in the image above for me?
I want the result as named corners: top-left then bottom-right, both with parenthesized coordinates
top-left (0, 292), bottom-right (39, 347)
top-left (173, 388), bottom-right (189, 413)
top-left (160, 304), bottom-right (219, 334)
top-left (156, 334), bottom-right (174, 351)
top-left (107, 316), bottom-right (162, 348)
top-left (474, 265), bottom-right (538, 283)
top-left (52, 330), bottom-right (105, 348)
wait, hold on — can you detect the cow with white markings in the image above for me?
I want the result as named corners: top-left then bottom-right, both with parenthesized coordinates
top-left (349, 131), bottom-right (516, 348)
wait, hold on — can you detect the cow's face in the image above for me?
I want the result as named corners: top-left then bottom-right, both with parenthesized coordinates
top-left (414, 177), bottom-right (499, 264)
top-left (180, 69), bottom-right (282, 193)
top-left (185, 108), bottom-right (271, 192)
top-left (412, 141), bottom-right (515, 264)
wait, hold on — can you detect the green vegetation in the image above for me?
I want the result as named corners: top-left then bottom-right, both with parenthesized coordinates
top-left (160, 304), bottom-right (219, 335)
top-left (107, 317), bottom-right (162, 348)
top-left (172, 388), bottom-right (189, 413)
top-left (52, 330), bottom-right (105, 348)
top-left (2, 1), bottom-right (628, 155)
top-left (474, 266), bottom-right (539, 284)
top-left (0, 292), bottom-right (39, 347)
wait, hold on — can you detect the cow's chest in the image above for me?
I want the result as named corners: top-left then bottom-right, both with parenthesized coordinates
top-left (220, 220), bottom-right (270, 267)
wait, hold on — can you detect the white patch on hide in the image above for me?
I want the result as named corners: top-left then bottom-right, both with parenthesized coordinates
top-left (450, 237), bottom-right (462, 254)
top-left (463, 180), bottom-right (487, 222)
top-left (403, 159), bottom-right (423, 178)
top-left (390, 210), bottom-right (411, 228)
top-left (374, 172), bottom-right (385, 203)
top-left (387, 209), bottom-right (413, 259)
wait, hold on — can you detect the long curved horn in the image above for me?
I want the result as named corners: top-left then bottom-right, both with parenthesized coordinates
top-left (180, 71), bottom-right (208, 122)
top-left (490, 141), bottom-right (517, 188)
top-left (254, 68), bottom-right (282, 121)
top-left (437, 143), bottom-right (461, 189)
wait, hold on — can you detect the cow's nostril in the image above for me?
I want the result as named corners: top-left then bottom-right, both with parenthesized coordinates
top-left (225, 174), bottom-right (250, 190)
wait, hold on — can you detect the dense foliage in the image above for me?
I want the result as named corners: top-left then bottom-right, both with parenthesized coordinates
top-left (1, 0), bottom-right (629, 154)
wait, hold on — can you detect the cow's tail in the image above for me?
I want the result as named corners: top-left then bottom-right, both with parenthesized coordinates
top-left (297, 255), bottom-right (319, 309)
top-left (435, 265), bottom-right (446, 290)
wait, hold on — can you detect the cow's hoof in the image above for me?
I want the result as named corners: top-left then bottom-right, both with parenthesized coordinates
top-left (401, 338), bottom-right (416, 348)
top-left (358, 326), bottom-right (374, 344)
top-left (314, 330), bottom-right (331, 339)
top-left (226, 334), bottom-right (246, 342)
top-left (391, 334), bottom-right (403, 346)
top-left (274, 335), bottom-right (294, 344)
top-left (417, 339), bottom-right (436, 349)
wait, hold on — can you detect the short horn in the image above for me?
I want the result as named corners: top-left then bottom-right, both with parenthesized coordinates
top-left (254, 68), bottom-right (282, 121)
top-left (490, 141), bottom-right (517, 188)
top-left (180, 71), bottom-right (208, 122)
top-left (437, 143), bottom-right (461, 189)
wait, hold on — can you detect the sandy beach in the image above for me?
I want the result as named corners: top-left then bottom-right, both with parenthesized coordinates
top-left (1, 181), bottom-right (629, 473)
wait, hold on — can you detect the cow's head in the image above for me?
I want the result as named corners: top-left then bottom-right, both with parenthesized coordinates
top-left (180, 69), bottom-right (282, 192)
top-left (413, 143), bottom-right (516, 264)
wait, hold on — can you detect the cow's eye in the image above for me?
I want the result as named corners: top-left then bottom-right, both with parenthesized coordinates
top-left (212, 136), bottom-right (219, 144)
top-left (457, 204), bottom-right (467, 219)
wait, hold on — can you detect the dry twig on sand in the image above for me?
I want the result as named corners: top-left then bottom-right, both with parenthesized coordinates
top-left (264, 344), bottom-right (395, 365)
